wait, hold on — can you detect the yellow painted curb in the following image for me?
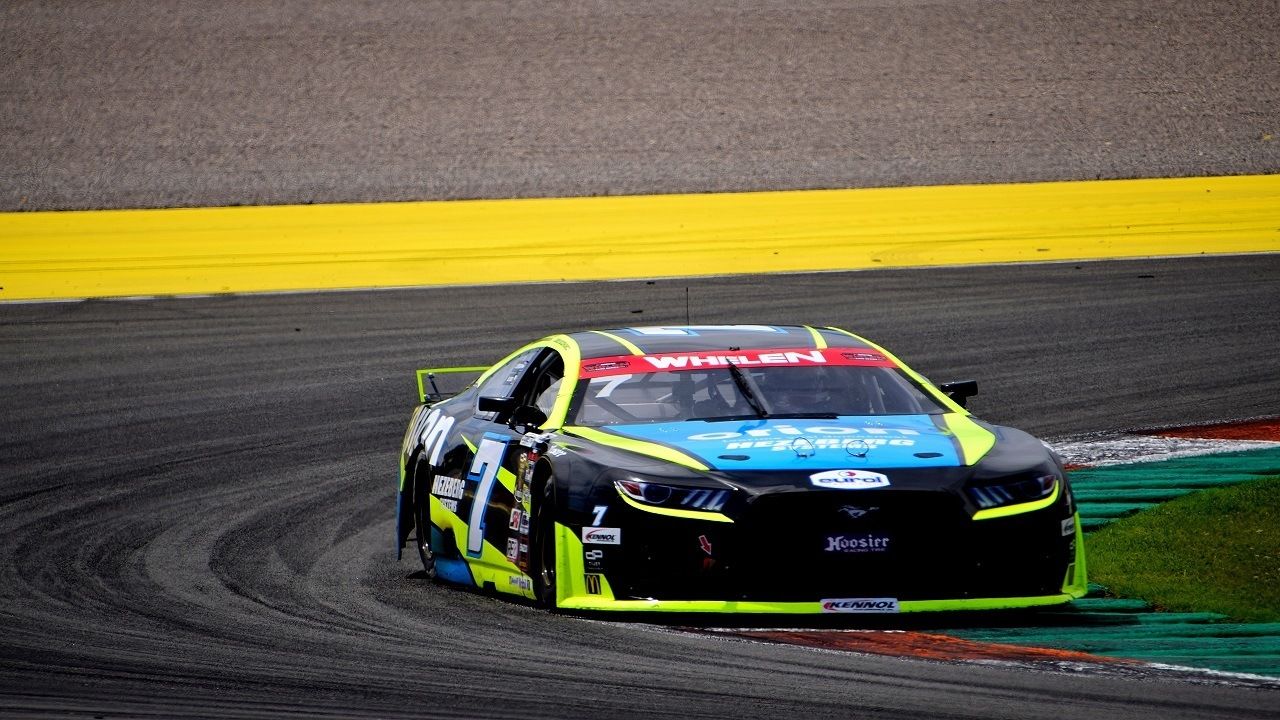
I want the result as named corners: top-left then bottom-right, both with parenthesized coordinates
top-left (2, 175), bottom-right (1277, 301)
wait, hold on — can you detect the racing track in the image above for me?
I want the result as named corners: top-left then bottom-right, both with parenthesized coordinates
top-left (4, 0), bottom-right (1280, 717)
top-left (3, 255), bottom-right (1280, 719)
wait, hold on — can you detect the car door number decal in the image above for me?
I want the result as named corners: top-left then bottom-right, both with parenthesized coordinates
top-left (466, 435), bottom-right (509, 557)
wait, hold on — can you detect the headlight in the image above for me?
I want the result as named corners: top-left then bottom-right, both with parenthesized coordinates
top-left (614, 478), bottom-right (731, 512)
top-left (966, 474), bottom-right (1059, 517)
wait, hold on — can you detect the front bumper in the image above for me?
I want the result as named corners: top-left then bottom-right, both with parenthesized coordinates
top-left (554, 491), bottom-right (1087, 613)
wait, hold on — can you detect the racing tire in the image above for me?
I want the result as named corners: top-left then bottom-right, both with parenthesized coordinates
top-left (413, 468), bottom-right (437, 581)
top-left (531, 473), bottom-right (558, 609)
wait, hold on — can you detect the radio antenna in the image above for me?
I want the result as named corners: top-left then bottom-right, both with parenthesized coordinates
top-left (685, 287), bottom-right (691, 325)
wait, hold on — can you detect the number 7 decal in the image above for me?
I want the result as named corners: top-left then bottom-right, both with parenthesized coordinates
top-left (466, 434), bottom-right (509, 557)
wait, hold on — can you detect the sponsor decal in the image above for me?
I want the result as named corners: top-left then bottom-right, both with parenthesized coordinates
top-left (505, 538), bottom-right (519, 562)
top-left (823, 533), bottom-right (892, 553)
top-left (583, 360), bottom-right (631, 374)
top-left (643, 350), bottom-right (827, 370)
top-left (1062, 517), bottom-right (1076, 536)
top-left (821, 598), bottom-right (900, 613)
top-left (546, 445), bottom-right (567, 457)
top-left (432, 473), bottom-right (464, 512)
top-left (582, 527), bottom-right (622, 545)
top-left (690, 425), bottom-right (921, 441)
top-left (508, 575), bottom-right (531, 591)
top-left (519, 512), bottom-right (530, 534)
top-left (810, 469), bottom-right (891, 489)
top-left (578, 345), bottom-right (896, 378)
top-left (508, 509), bottom-right (522, 531)
top-left (432, 475), bottom-right (465, 500)
top-left (585, 574), bottom-right (603, 594)
top-left (584, 548), bottom-right (606, 572)
top-left (684, 425), bottom-right (921, 453)
top-left (838, 505), bottom-right (877, 519)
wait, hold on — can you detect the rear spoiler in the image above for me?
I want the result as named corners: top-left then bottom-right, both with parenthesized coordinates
top-left (415, 366), bottom-right (489, 404)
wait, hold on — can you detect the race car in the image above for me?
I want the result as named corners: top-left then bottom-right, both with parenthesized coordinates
top-left (396, 325), bottom-right (1087, 613)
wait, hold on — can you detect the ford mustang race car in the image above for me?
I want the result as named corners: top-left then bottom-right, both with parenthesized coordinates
top-left (396, 325), bottom-right (1086, 613)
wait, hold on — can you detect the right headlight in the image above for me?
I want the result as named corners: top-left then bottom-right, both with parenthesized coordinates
top-left (966, 473), bottom-right (1061, 520)
top-left (614, 478), bottom-right (731, 512)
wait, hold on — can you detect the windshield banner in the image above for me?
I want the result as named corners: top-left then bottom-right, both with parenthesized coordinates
top-left (579, 347), bottom-right (895, 378)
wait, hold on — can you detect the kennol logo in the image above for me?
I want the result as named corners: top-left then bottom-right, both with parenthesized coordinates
top-left (820, 598), bottom-right (900, 613)
top-left (582, 527), bottom-right (621, 545)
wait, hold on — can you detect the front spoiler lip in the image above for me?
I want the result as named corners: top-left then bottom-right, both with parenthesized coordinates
top-left (557, 593), bottom-right (1077, 614)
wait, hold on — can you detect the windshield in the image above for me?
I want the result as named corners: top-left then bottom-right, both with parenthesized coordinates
top-left (569, 365), bottom-right (946, 426)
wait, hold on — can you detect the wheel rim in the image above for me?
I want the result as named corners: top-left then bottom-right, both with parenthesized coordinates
top-left (535, 481), bottom-right (556, 605)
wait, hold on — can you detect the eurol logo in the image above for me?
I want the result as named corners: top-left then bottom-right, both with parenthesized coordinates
top-left (809, 469), bottom-right (891, 489)
top-left (582, 527), bottom-right (622, 545)
top-left (821, 598), bottom-right (900, 613)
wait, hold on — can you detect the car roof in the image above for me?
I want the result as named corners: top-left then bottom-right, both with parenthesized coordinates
top-left (568, 325), bottom-right (874, 358)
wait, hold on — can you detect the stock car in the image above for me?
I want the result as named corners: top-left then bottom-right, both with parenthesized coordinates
top-left (396, 325), bottom-right (1086, 614)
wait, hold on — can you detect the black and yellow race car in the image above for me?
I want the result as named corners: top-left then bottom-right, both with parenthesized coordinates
top-left (396, 325), bottom-right (1086, 613)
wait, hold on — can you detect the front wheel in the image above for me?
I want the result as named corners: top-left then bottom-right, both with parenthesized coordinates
top-left (531, 473), bottom-right (557, 608)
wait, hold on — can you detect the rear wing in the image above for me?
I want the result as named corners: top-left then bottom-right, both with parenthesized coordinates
top-left (415, 366), bottom-right (489, 404)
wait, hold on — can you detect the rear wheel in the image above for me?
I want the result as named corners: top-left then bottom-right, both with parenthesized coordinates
top-left (413, 469), bottom-right (437, 580)
top-left (531, 473), bottom-right (558, 608)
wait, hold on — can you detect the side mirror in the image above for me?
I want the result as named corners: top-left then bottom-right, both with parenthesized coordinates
top-left (938, 380), bottom-right (978, 408)
top-left (478, 396), bottom-right (516, 414)
top-left (509, 405), bottom-right (548, 433)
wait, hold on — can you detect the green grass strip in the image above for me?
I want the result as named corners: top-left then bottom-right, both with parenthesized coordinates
top-left (1087, 477), bottom-right (1280, 623)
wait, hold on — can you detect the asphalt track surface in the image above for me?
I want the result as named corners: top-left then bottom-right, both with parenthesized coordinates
top-left (4, 0), bottom-right (1280, 718)
top-left (3, 256), bottom-right (1280, 719)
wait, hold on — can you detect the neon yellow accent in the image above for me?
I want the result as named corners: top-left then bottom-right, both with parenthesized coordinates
top-left (1062, 513), bottom-right (1088, 598)
top-left (556, 594), bottom-right (1074, 613)
top-left (462, 335), bottom-right (581, 429)
top-left (431, 491), bottom-right (535, 600)
top-left (555, 521), bottom-right (606, 605)
top-left (563, 425), bottom-right (709, 471)
top-left (824, 326), bottom-right (968, 413)
top-left (415, 366), bottom-right (488, 403)
top-left (588, 330), bottom-right (644, 356)
top-left (4, 175), bottom-right (1278, 301)
top-left (940, 413), bottom-right (998, 465)
top-left (543, 335), bottom-right (582, 428)
top-left (803, 325), bottom-right (828, 350)
top-left (972, 481), bottom-right (1061, 520)
top-left (617, 492), bottom-right (733, 523)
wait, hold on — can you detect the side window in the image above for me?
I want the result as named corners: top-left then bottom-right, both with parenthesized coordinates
top-left (518, 350), bottom-right (565, 418)
top-left (475, 348), bottom-right (540, 420)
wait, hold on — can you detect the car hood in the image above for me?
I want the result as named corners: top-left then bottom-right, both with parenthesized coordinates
top-left (593, 414), bottom-right (981, 472)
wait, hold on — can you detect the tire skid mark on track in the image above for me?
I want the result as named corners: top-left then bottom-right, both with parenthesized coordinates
top-left (4, 259), bottom-right (1280, 718)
